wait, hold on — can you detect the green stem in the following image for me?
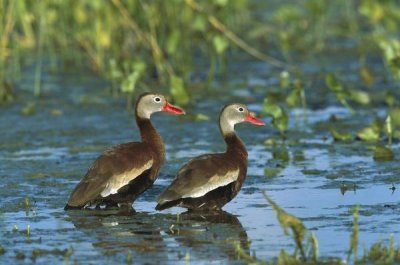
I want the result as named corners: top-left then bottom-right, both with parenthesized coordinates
top-left (34, 15), bottom-right (44, 97)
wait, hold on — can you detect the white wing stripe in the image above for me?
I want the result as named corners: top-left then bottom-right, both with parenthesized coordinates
top-left (182, 169), bottom-right (239, 198)
top-left (100, 159), bottom-right (153, 197)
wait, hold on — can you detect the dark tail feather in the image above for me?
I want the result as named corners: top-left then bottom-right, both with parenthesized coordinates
top-left (155, 200), bottom-right (179, 211)
top-left (64, 204), bottom-right (82, 211)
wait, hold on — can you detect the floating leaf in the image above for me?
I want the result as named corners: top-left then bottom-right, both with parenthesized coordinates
top-left (272, 147), bottom-right (289, 163)
top-left (330, 128), bottom-right (353, 141)
top-left (384, 92), bottom-right (397, 106)
top-left (21, 102), bottom-right (36, 116)
top-left (349, 89), bottom-right (370, 105)
top-left (170, 75), bottom-right (190, 105)
top-left (194, 113), bottom-right (210, 121)
top-left (373, 145), bottom-right (394, 161)
top-left (264, 138), bottom-right (277, 146)
top-left (359, 66), bottom-right (374, 86)
top-left (357, 120), bottom-right (381, 141)
top-left (264, 167), bottom-right (282, 178)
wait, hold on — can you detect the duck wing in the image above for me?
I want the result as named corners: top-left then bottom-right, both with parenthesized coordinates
top-left (157, 153), bottom-right (239, 205)
top-left (66, 142), bottom-right (154, 207)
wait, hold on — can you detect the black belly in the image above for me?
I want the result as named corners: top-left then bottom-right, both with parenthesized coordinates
top-left (158, 182), bottom-right (237, 211)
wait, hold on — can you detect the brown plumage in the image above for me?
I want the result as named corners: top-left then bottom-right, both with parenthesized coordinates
top-left (65, 93), bottom-right (185, 210)
top-left (156, 103), bottom-right (265, 211)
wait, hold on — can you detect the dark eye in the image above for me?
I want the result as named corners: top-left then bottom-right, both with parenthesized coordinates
top-left (154, 97), bottom-right (161, 102)
top-left (238, 107), bottom-right (244, 112)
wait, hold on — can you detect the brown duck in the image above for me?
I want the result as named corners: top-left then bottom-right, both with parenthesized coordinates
top-left (156, 103), bottom-right (264, 211)
top-left (65, 93), bottom-right (185, 210)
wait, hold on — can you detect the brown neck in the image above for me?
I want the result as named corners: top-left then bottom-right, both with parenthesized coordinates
top-left (136, 116), bottom-right (165, 163)
top-left (223, 132), bottom-right (248, 161)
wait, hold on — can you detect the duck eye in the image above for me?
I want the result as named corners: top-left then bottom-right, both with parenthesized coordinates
top-left (154, 97), bottom-right (161, 102)
top-left (238, 107), bottom-right (244, 112)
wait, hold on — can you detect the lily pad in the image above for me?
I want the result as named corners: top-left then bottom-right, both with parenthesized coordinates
top-left (373, 146), bottom-right (394, 161)
top-left (357, 120), bottom-right (381, 141)
top-left (330, 128), bottom-right (353, 141)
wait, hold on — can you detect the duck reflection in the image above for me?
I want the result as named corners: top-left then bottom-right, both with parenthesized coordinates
top-left (66, 208), bottom-right (168, 260)
top-left (166, 210), bottom-right (250, 262)
top-left (66, 209), bottom-right (249, 263)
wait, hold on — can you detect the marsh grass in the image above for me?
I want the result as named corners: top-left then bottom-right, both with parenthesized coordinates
top-left (1, 0), bottom-right (400, 108)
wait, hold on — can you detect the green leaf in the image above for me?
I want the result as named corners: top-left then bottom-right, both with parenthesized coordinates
top-left (264, 167), bottom-right (282, 178)
top-left (384, 115), bottom-right (393, 145)
top-left (193, 15), bottom-right (207, 32)
top-left (388, 108), bottom-right (400, 126)
top-left (285, 89), bottom-right (299, 107)
top-left (384, 92), bottom-right (397, 106)
top-left (279, 71), bottom-right (290, 88)
top-left (263, 191), bottom-right (307, 260)
top-left (325, 74), bottom-right (352, 110)
top-left (215, 0), bottom-right (228, 7)
top-left (359, 66), bottom-right (374, 86)
top-left (357, 120), bottom-right (381, 141)
top-left (330, 128), bottom-right (353, 141)
top-left (170, 75), bottom-right (190, 105)
top-left (373, 145), bottom-right (394, 161)
top-left (166, 30), bottom-right (180, 54)
top-left (349, 89), bottom-right (370, 105)
top-left (21, 102), bottom-right (36, 116)
top-left (194, 113), bottom-right (210, 121)
top-left (121, 72), bottom-right (140, 93)
top-left (263, 98), bottom-right (288, 134)
top-left (264, 138), bottom-right (277, 146)
top-left (212, 35), bottom-right (229, 54)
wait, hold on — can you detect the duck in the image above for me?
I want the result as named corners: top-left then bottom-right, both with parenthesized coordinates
top-left (65, 93), bottom-right (185, 210)
top-left (156, 103), bottom-right (264, 211)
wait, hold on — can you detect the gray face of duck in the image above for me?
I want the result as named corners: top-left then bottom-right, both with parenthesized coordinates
top-left (136, 93), bottom-right (185, 119)
top-left (219, 103), bottom-right (265, 135)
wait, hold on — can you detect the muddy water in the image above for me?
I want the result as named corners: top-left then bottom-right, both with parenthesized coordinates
top-left (0, 69), bottom-right (399, 264)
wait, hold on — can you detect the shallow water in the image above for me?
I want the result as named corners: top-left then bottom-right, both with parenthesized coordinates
top-left (1, 65), bottom-right (399, 264)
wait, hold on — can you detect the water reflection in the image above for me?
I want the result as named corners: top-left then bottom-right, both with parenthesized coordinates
top-left (166, 210), bottom-right (249, 262)
top-left (66, 209), bottom-right (249, 263)
top-left (66, 209), bottom-right (167, 259)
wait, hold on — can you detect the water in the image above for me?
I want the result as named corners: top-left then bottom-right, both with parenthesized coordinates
top-left (0, 67), bottom-right (399, 264)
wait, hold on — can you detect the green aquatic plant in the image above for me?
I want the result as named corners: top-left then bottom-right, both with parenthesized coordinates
top-left (263, 97), bottom-right (288, 136)
top-left (329, 128), bottom-right (353, 142)
top-left (347, 205), bottom-right (359, 263)
top-left (263, 191), bottom-right (308, 261)
top-left (0, 245), bottom-right (5, 255)
top-left (373, 145), bottom-right (395, 161)
top-left (356, 119), bottom-right (381, 141)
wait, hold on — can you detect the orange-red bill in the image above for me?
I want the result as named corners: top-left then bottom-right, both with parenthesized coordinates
top-left (162, 101), bottom-right (185, 115)
top-left (245, 112), bottom-right (265, 125)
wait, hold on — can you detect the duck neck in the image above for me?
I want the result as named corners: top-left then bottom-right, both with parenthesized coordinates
top-left (223, 132), bottom-right (248, 161)
top-left (136, 116), bottom-right (165, 162)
